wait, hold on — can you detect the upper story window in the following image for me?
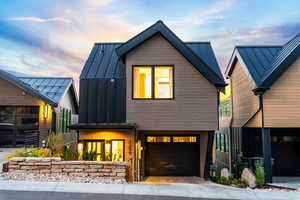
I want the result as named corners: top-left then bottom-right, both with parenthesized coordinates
top-left (133, 65), bottom-right (173, 99)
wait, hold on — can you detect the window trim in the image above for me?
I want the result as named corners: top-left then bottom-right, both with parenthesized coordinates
top-left (132, 65), bottom-right (175, 100)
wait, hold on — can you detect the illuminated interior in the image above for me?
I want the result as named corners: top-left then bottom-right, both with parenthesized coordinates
top-left (133, 67), bottom-right (152, 98)
top-left (133, 66), bottom-right (173, 99)
top-left (147, 136), bottom-right (197, 143)
top-left (147, 136), bottom-right (171, 142)
top-left (154, 67), bottom-right (173, 98)
top-left (79, 139), bottom-right (124, 161)
top-left (112, 140), bottom-right (124, 161)
top-left (173, 136), bottom-right (197, 142)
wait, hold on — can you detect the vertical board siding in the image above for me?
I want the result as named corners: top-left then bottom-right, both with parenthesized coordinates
top-left (79, 78), bottom-right (126, 123)
top-left (230, 61), bottom-right (261, 128)
top-left (264, 57), bottom-right (300, 127)
top-left (126, 34), bottom-right (218, 130)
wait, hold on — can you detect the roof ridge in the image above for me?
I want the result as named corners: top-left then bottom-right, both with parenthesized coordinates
top-left (236, 45), bottom-right (282, 48)
top-left (184, 41), bottom-right (210, 44)
top-left (95, 42), bottom-right (124, 45)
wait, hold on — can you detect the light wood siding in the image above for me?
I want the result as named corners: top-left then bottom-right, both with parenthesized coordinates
top-left (264, 57), bottom-right (300, 127)
top-left (126, 34), bottom-right (218, 131)
top-left (230, 61), bottom-right (261, 127)
top-left (0, 78), bottom-right (52, 142)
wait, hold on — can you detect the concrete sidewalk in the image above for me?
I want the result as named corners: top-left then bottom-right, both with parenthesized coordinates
top-left (0, 180), bottom-right (299, 200)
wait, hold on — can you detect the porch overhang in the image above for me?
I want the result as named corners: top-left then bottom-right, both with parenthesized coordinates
top-left (69, 123), bottom-right (137, 130)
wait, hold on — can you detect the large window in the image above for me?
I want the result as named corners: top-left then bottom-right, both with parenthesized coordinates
top-left (133, 66), bottom-right (173, 99)
top-left (79, 140), bottom-right (124, 161)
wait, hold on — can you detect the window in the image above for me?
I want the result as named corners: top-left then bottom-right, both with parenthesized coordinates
top-left (173, 136), bottom-right (197, 143)
top-left (133, 66), bottom-right (173, 99)
top-left (147, 136), bottom-right (171, 142)
top-left (80, 140), bottom-right (124, 161)
top-left (112, 140), bottom-right (124, 161)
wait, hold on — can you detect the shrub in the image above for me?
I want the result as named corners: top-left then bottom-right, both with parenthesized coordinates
top-left (46, 132), bottom-right (65, 155)
top-left (234, 161), bottom-right (246, 178)
top-left (255, 166), bottom-right (265, 185)
top-left (216, 176), bottom-right (231, 185)
top-left (214, 176), bottom-right (248, 188)
top-left (5, 147), bottom-right (30, 160)
top-left (31, 147), bottom-right (52, 157)
top-left (82, 150), bottom-right (97, 161)
top-left (61, 147), bottom-right (78, 161)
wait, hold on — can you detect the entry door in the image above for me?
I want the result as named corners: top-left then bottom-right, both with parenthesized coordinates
top-left (145, 136), bottom-right (199, 176)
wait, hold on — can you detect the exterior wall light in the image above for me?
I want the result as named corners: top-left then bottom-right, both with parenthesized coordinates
top-left (44, 104), bottom-right (49, 119)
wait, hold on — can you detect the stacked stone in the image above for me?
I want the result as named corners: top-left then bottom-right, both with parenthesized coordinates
top-left (7, 157), bottom-right (127, 181)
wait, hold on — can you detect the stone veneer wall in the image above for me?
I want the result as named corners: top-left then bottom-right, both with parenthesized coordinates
top-left (6, 157), bottom-right (127, 181)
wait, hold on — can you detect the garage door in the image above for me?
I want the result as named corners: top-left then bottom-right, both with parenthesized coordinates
top-left (272, 136), bottom-right (300, 176)
top-left (145, 136), bottom-right (199, 176)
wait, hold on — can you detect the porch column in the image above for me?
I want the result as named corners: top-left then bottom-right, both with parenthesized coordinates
top-left (262, 128), bottom-right (272, 183)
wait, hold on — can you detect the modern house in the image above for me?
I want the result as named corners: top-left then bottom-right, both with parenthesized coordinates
top-left (0, 69), bottom-right (79, 147)
top-left (223, 33), bottom-right (300, 182)
top-left (71, 20), bottom-right (226, 182)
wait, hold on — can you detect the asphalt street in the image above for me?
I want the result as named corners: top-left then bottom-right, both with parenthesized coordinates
top-left (0, 190), bottom-right (228, 200)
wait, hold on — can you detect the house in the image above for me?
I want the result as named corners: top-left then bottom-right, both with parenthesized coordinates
top-left (0, 69), bottom-right (79, 147)
top-left (70, 20), bottom-right (226, 182)
top-left (223, 33), bottom-right (300, 182)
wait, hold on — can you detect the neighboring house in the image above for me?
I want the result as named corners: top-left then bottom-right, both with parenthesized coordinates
top-left (0, 69), bottom-right (79, 147)
top-left (70, 21), bottom-right (226, 182)
top-left (223, 33), bottom-right (300, 182)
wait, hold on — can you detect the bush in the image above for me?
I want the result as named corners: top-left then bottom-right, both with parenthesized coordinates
top-left (5, 147), bottom-right (53, 159)
top-left (214, 176), bottom-right (248, 188)
top-left (255, 166), bottom-right (265, 185)
top-left (82, 150), bottom-right (97, 161)
top-left (31, 147), bottom-right (52, 157)
top-left (46, 132), bottom-right (65, 155)
top-left (234, 161), bottom-right (246, 178)
top-left (61, 147), bottom-right (78, 161)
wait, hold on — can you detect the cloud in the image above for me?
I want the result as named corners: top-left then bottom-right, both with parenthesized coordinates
top-left (204, 22), bottom-right (300, 70)
top-left (0, 21), bottom-right (82, 64)
top-left (169, 0), bottom-right (234, 29)
top-left (2, 17), bottom-right (71, 23)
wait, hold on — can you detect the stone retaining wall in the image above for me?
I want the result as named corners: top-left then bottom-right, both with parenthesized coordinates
top-left (6, 157), bottom-right (127, 181)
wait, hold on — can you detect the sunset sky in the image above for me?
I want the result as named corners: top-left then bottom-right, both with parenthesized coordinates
top-left (0, 0), bottom-right (299, 90)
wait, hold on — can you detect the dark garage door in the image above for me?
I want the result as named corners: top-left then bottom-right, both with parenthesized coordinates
top-left (145, 136), bottom-right (199, 176)
top-left (272, 137), bottom-right (300, 176)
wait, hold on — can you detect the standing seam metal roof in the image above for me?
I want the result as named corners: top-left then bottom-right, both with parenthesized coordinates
top-left (226, 33), bottom-right (300, 90)
top-left (80, 42), bottom-right (223, 82)
top-left (18, 77), bottom-right (73, 104)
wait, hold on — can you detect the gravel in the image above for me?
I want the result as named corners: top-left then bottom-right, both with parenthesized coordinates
top-left (0, 172), bottom-right (127, 184)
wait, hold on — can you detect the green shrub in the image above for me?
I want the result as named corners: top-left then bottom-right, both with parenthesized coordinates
top-left (216, 176), bottom-right (231, 185)
top-left (61, 148), bottom-right (78, 161)
top-left (82, 150), bottom-right (97, 161)
top-left (214, 176), bottom-right (248, 188)
top-left (255, 166), bottom-right (265, 185)
top-left (234, 161), bottom-right (246, 178)
top-left (31, 147), bottom-right (52, 157)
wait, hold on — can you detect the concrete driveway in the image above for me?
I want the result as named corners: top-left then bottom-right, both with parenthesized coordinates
top-left (270, 177), bottom-right (300, 190)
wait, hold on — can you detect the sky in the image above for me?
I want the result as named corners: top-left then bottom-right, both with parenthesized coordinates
top-left (0, 0), bottom-right (299, 91)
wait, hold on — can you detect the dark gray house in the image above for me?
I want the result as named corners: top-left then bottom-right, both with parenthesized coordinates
top-left (71, 21), bottom-right (225, 182)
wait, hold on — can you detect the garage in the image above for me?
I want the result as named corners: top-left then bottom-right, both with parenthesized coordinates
top-left (271, 129), bottom-right (300, 176)
top-left (145, 136), bottom-right (199, 176)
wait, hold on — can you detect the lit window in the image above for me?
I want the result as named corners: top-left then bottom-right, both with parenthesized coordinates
top-left (147, 136), bottom-right (171, 142)
top-left (173, 136), bottom-right (197, 143)
top-left (133, 66), bottom-right (173, 99)
top-left (133, 67), bottom-right (152, 98)
top-left (112, 140), bottom-right (124, 161)
top-left (155, 67), bottom-right (173, 98)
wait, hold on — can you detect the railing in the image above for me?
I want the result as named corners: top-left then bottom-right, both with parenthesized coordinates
top-left (63, 131), bottom-right (78, 145)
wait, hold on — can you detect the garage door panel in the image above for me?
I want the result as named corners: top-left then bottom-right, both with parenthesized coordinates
top-left (146, 140), bottom-right (199, 176)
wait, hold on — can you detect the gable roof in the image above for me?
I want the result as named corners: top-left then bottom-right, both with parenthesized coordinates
top-left (115, 20), bottom-right (226, 87)
top-left (226, 33), bottom-right (300, 90)
top-left (0, 69), bottom-right (78, 111)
